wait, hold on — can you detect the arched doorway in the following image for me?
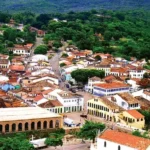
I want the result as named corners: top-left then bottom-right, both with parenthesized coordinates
top-left (18, 123), bottom-right (22, 131)
top-left (43, 121), bottom-right (47, 129)
top-left (49, 120), bottom-right (53, 128)
top-left (5, 124), bottom-right (9, 132)
top-left (37, 121), bottom-right (41, 129)
top-left (25, 122), bottom-right (28, 131)
top-left (31, 122), bottom-right (35, 130)
top-left (55, 120), bottom-right (59, 128)
top-left (0, 125), bottom-right (2, 133)
top-left (12, 124), bottom-right (16, 132)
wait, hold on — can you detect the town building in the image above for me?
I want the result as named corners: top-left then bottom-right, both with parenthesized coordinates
top-left (91, 129), bottom-right (150, 150)
top-left (129, 67), bottom-right (146, 79)
top-left (112, 93), bottom-right (140, 110)
top-left (93, 82), bottom-right (130, 97)
top-left (0, 107), bottom-right (62, 133)
top-left (49, 89), bottom-right (84, 113)
top-left (87, 97), bottom-right (120, 122)
top-left (119, 110), bottom-right (145, 129)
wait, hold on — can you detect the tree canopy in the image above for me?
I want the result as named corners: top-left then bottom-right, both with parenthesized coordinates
top-left (0, 133), bottom-right (34, 150)
top-left (45, 133), bottom-right (63, 148)
top-left (34, 45), bottom-right (48, 54)
top-left (78, 121), bottom-right (106, 143)
top-left (71, 69), bottom-right (105, 84)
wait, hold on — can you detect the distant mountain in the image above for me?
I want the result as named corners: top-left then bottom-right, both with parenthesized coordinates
top-left (1, 0), bottom-right (150, 13)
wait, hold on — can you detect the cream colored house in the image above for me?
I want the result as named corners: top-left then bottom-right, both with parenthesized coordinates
top-left (119, 109), bottom-right (145, 129)
top-left (87, 97), bottom-right (121, 122)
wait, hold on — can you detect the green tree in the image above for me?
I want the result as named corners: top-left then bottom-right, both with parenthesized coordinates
top-left (61, 53), bottom-right (68, 58)
top-left (60, 63), bottom-right (66, 67)
top-left (132, 130), bottom-right (149, 139)
top-left (78, 121), bottom-right (105, 143)
top-left (45, 133), bottom-right (63, 149)
top-left (34, 45), bottom-right (48, 54)
top-left (0, 133), bottom-right (34, 150)
top-left (71, 69), bottom-right (105, 84)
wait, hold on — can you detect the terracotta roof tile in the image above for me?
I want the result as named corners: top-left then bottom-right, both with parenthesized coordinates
top-left (94, 82), bottom-right (130, 89)
top-left (126, 110), bottom-right (144, 119)
top-left (9, 65), bottom-right (25, 71)
top-left (34, 95), bottom-right (43, 101)
top-left (100, 130), bottom-right (150, 150)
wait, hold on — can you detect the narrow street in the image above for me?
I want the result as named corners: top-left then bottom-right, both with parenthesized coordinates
top-left (43, 143), bottom-right (90, 150)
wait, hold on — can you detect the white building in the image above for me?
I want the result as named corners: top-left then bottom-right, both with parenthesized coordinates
top-left (112, 93), bottom-right (140, 110)
top-left (8, 45), bottom-right (31, 56)
top-left (93, 82), bottom-right (130, 97)
top-left (85, 76), bottom-right (102, 93)
top-left (129, 67), bottom-right (146, 79)
top-left (31, 55), bottom-right (48, 62)
top-left (48, 89), bottom-right (84, 113)
top-left (91, 129), bottom-right (150, 150)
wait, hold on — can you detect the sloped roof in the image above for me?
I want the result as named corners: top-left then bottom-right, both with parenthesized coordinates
top-left (100, 130), bottom-right (150, 150)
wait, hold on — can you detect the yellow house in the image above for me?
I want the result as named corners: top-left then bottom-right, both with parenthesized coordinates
top-left (87, 97), bottom-right (121, 122)
top-left (120, 109), bottom-right (145, 129)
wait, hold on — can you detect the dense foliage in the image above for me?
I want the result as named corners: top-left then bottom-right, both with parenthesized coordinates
top-left (0, 10), bottom-right (150, 59)
top-left (34, 45), bottom-right (49, 54)
top-left (138, 110), bottom-right (150, 129)
top-left (0, 133), bottom-right (34, 150)
top-left (0, 0), bottom-right (150, 13)
top-left (71, 69), bottom-right (105, 84)
top-left (78, 121), bottom-right (105, 143)
top-left (45, 133), bottom-right (63, 148)
top-left (132, 130), bottom-right (149, 139)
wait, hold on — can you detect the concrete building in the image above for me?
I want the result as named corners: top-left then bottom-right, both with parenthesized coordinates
top-left (0, 107), bottom-right (62, 133)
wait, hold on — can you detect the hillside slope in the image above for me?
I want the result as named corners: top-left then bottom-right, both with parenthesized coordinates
top-left (0, 0), bottom-right (150, 13)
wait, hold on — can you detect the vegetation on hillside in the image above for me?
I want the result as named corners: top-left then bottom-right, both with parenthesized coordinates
top-left (0, 0), bottom-right (150, 13)
top-left (0, 10), bottom-right (150, 59)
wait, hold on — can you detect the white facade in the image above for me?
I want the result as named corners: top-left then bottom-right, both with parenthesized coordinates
top-left (129, 69), bottom-right (146, 79)
top-left (91, 138), bottom-right (136, 150)
top-left (49, 89), bottom-right (84, 113)
top-left (113, 95), bottom-right (140, 110)
top-left (31, 55), bottom-right (48, 62)
top-left (93, 86), bottom-right (130, 97)
top-left (142, 92), bottom-right (150, 101)
top-left (13, 49), bottom-right (30, 56)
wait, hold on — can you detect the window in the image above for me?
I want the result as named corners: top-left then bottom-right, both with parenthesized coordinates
top-left (118, 145), bottom-right (121, 150)
top-left (104, 141), bottom-right (107, 147)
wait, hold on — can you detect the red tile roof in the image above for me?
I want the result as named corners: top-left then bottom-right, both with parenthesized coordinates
top-left (34, 95), bottom-right (43, 101)
top-left (42, 89), bottom-right (54, 95)
top-left (9, 65), bottom-right (25, 71)
top-left (126, 110), bottom-right (144, 119)
top-left (100, 130), bottom-right (150, 150)
top-left (94, 82), bottom-right (129, 89)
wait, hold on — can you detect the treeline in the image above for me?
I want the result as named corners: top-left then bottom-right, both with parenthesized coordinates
top-left (0, 10), bottom-right (150, 59)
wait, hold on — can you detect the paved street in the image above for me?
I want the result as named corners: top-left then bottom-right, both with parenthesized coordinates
top-left (43, 143), bottom-right (90, 150)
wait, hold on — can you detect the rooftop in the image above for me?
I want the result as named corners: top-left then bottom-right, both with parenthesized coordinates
top-left (39, 100), bottom-right (63, 108)
top-left (125, 110), bottom-right (144, 119)
top-left (100, 130), bottom-right (150, 150)
top-left (118, 93), bottom-right (139, 104)
top-left (94, 82), bottom-right (130, 89)
top-left (0, 107), bottom-right (61, 121)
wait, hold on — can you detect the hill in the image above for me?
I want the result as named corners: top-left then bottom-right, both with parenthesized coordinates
top-left (0, 0), bottom-right (150, 13)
